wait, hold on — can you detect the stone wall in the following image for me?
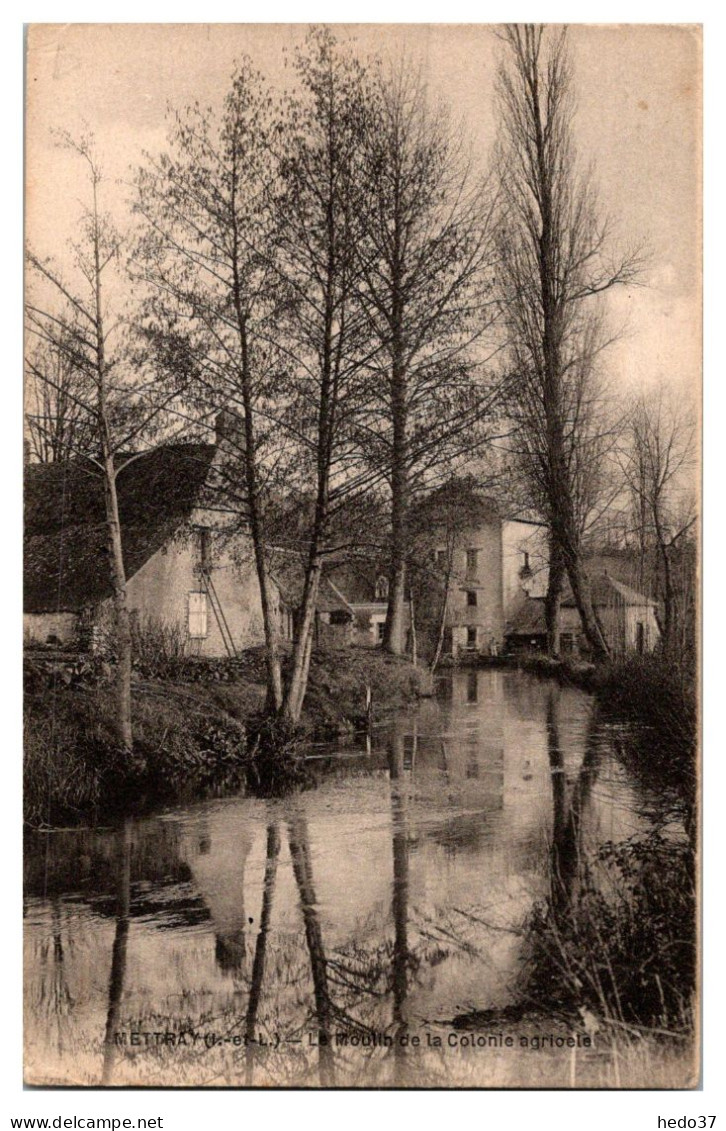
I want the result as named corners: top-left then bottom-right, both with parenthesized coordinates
top-left (23, 611), bottom-right (77, 646)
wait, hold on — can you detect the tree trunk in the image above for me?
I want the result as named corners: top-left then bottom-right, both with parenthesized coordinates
top-left (102, 458), bottom-right (133, 753)
top-left (229, 184), bottom-right (284, 714)
top-left (659, 539), bottom-right (675, 655)
top-left (561, 542), bottom-right (610, 661)
top-left (92, 169), bottom-right (133, 755)
top-left (545, 532), bottom-right (564, 657)
top-left (384, 359), bottom-right (408, 656)
top-left (430, 585), bottom-right (449, 675)
top-left (549, 456), bottom-right (610, 661)
top-left (283, 558), bottom-right (322, 724)
top-left (385, 558), bottom-right (407, 655)
top-left (531, 31), bottom-right (610, 666)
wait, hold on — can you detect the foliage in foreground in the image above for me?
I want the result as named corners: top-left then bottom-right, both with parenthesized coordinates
top-left (23, 647), bottom-right (427, 824)
top-left (23, 684), bottom-right (249, 826)
top-left (522, 830), bottom-right (696, 1035)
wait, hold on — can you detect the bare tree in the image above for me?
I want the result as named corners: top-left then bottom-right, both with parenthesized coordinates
top-left (620, 388), bottom-right (697, 656)
top-left (134, 60), bottom-right (288, 712)
top-left (136, 29), bottom-right (377, 724)
top-left (269, 28), bottom-right (378, 721)
top-left (495, 24), bottom-right (643, 660)
top-left (26, 132), bottom-right (180, 753)
top-left (505, 326), bottom-right (622, 654)
top-left (25, 337), bottom-right (96, 463)
top-left (353, 62), bottom-right (503, 655)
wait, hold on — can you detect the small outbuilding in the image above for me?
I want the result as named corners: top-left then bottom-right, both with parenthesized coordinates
top-left (504, 572), bottom-right (660, 657)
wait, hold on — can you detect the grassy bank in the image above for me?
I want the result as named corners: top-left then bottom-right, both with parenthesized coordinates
top-left (23, 646), bottom-right (427, 826)
top-left (522, 829), bottom-right (696, 1033)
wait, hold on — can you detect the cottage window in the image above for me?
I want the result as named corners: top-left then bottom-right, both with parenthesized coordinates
top-left (466, 590), bottom-right (478, 607)
top-left (560, 632), bottom-right (574, 654)
top-left (466, 625), bottom-right (478, 649)
top-left (436, 549), bottom-right (447, 569)
top-left (199, 528), bottom-right (211, 572)
top-left (466, 549), bottom-right (479, 577)
top-left (329, 609), bottom-right (351, 626)
top-left (188, 592), bottom-right (208, 638)
top-left (377, 621), bottom-right (385, 643)
top-left (375, 575), bottom-right (389, 600)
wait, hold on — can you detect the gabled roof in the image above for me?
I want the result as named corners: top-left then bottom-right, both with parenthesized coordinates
top-left (24, 444), bottom-right (216, 613)
top-left (506, 573), bottom-right (656, 638)
top-left (561, 572), bottom-right (656, 609)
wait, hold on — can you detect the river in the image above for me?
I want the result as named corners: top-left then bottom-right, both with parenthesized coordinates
top-left (23, 668), bottom-right (690, 1088)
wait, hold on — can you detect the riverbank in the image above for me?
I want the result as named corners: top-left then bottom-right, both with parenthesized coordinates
top-left (500, 650), bottom-right (697, 816)
top-left (449, 823), bottom-right (697, 1083)
top-left (23, 646), bottom-right (429, 826)
top-left (446, 651), bottom-right (698, 1071)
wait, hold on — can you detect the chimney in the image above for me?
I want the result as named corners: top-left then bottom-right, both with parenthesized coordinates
top-left (214, 409), bottom-right (245, 456)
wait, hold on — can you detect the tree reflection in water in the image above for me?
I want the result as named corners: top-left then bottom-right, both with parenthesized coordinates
top-left (389, 728), bottom-right (411, 1085)
top-left (101, 820), bottom-right (131, 1086)
top-left (28, 895), bottom-right (74, 1064)
top-left (244, 823), bottom-right (280, 1085)
top-left (26, 670), bottom-right (672, 1088)
top-left (546, 687), bottom-right (600, 919)
top-left (287, 809), bottom-right (336, 1086)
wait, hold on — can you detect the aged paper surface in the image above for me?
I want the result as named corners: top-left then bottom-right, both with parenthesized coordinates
top-left (24, 24), bottom-right (701, 1089)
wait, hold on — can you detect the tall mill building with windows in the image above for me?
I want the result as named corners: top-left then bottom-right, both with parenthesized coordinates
top-left (414, 485), bottom-right (549, 658)
top-left (433, 512), bottom-right (549, 657)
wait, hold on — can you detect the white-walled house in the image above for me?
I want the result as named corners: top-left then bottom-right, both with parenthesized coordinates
top-left (24, 433), bottom-right (285, 658)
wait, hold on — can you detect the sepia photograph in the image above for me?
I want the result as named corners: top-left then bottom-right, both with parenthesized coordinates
top-left (23, 22), bottom-right (701, 1089)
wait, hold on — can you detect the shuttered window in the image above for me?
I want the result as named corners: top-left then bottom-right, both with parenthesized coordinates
top-left (188, 592), bottom-right (208, 638)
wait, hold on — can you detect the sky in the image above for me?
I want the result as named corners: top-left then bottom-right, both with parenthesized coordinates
top-left (25, 22), bottom-right (701, 405)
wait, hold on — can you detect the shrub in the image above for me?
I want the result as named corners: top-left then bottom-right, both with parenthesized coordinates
top-left (593, 653), bottom-right (695, 731)
top-left (23, 684), bottom-right (249, 825)
top-left (245, 714), bottom-right (310, 796)
top-left (592, 653), bottom-right (697, 820)
top-left (23, 690), bottom-right (139, 825)
top-left (522, 829), bottom-right (696, 1033)
top-left (130, 614), bottom-right (189, 677)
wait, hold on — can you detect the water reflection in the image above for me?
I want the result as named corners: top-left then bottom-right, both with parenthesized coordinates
top-left (546, 687), bottom-right (601, 917)
top-left (287, 809), bottom-right (336, 1086)
top-left (24, 669), bottom-right (669, 1088)
top-left (389, 732), bottom-right (411, 1084)
top-left (245, 822), bottom-right (280, 1085)
top-left (101, 821), bottom-right (131, 1086)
